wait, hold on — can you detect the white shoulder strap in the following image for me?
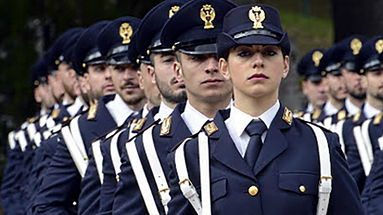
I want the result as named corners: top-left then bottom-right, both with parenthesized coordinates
top-left (8, 131), bottom-right (16, 150)
top-left (361, 120), bottom-right (374, 165)
top-left (323, 117), bottom-right (333, 130)
top-left (142, 125), bottom-right (171, 213)
top-left (46, 116), bottom-right (56, 129)
top-left (335, 120), bottom-right (346, 155)
top-left (16, 130), bottom-right (28, 152)
top-left (126, 133), bottom-right (160, 215)
top-left (175, 137), bottom-right (202, 214)
top-left (33, 132), bottom-right (42, 147)
top-left (353, 125), bottom-right (372, 175)
top-left (69, 116), bottom-right (88, 158)
top-left (307, 123), bottom-right (332, 215)
top-left (92, 140), bottom-right (103, 184)
top-left (42, 130), bottom-right (52, 140)
top-left (303, 113), bottom-right (311, 122)
top-left (110, 129), bottom-right (127, 176)
top-left (39, 115), bottom-right (48, 128)
top-left (198, 132), bottom-right (211, 215)
top-left (379, 135), bottom-right (383, 151)
top-left (61, 116), bottom-right (88, 177)
top-left (27, 123), bottom-right (37, 142)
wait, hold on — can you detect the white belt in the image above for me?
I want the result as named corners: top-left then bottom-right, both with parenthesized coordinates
top-left (92, 140), bottom-right (103, 183)
top-left (110, 129), bottom-right (127, 177)
top-left (323, 117), bottom-right (333, 130)
top-left (27, 123), bottom-right (37, 143)
top-left (16, 130), bottom-right (28, 152)
top-left (353, 125), bottom-right (372, 175)
top-left (198, 132), bottom-right (211, 215)
top-left (361, 120), bottom-right (374, 165)
top-left (379, 135), bottom-right (383, 150)
top-left (61, 116), bottom-right (88, 177)
top-left (8, 131), bottom-right (16, 150)
top-left (335, 120), bottom-right (346, 155)
top-left (142, 125), bottom-right (171, 213)
top-left (307, 124), bottom-right (332, 215)
top-left (303, 112), bottom-right (311, 122)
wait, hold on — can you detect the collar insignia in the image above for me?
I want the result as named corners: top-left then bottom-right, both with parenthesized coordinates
top-left (204, 122), bottom-right (218, 136)
top-left (160, 116), bottom-right (172, 136)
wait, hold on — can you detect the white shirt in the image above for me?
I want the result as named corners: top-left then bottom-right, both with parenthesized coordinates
top-left (363, 102), bottom-right (381, 119)
top-left (345, 98), bottom-right (361, 116)
top-left (324, 101), bottom-right (340, 116)
top-left (181, 101), bottom-right (212, 135)
top-left (225, 101), bottom-right (280, 157)
top-left (142, 104), bottom-right (150, 118)
top-left (154, 102), bottom-right (174, 121)
top-left (106, 94), bottom-right (136, 126)
top-left (67, 97), bottom-right (83, 117)
top-left (305, 103), bottom-right (314, 113)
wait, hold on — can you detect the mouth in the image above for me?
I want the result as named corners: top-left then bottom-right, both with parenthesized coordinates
top-left (201, 78), bottom-right (224, 85)
top-left (248, 73), bottom-right (269, 81)
top-left (104, 84), bottom-right (115, 91)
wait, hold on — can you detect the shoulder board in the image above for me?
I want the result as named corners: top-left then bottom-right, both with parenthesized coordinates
top-left (133, 118), bottom-right (147, 131)
top-left (204, 122), bottom-right (218, 136)
top-left (126, 119), bottom-right (161, 142)
top-left (337, 110), bottom-right (346, 121)
top-left (160, 116), bottom-right (172, 136)
top-left (51, 109), bottom-right (60, 119)
top-left (87, 103), bottom-right (98, 120)
top-left (297, 118), bottom-right (332, 133)
top-left (295, 111), bottom-right (304, 119)
top-left (312, 109), bottom-right (322, 120)
top-left (282, 107), bottom-right (293, 125)
top-left (353, 111), bottom-right (361, 122)
top-left (373, 112), bottom-right (383, 125)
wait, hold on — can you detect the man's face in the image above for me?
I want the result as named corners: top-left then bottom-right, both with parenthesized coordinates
top-left (152, 53), bottom-right (186, 104)
top-left (302, 79), bottom-right (328, 108)
top-left (176, 52), bottom-right (232, 104)
top-left (366, 69), bottom-right (383, 101)
top-left (84, 64), bottom-right (115, 101)
top-left (57, 62), bottom-right (80, 98)
top-left (219, 45), bottom-right (288, 101)
top-left (138, 63), bottom-right (161, 107)
top-left (341, 68), bottom-right (366, 100)
top-left (38, 83), bottom-right (56, 108)
top-left (109, 64), bottom-right (146, 105)
top-left (47, 71), bottom-right (65, 103)
top-left (325, 73), bottom-right (347, 101)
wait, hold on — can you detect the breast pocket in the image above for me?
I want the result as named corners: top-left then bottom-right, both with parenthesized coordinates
top-left (201, 177), bottom-right (227, 202)
top-left (278, 172), bottom-right (319, 196)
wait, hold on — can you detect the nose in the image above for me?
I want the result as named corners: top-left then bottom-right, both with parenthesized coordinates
top-left (205, 55), bottom-right (218, 74)
top-left (105, 67), bottom-right (112, 80)
top-left (252, 53), bottom-right (264, 69)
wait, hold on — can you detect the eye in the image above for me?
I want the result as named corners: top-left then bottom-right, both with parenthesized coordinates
top-left (237, 50), bottom-right (252, 57)
top-left (263, 50), bottom-right (277, 56)
top-left (162, 57), bottom-right (175, 63)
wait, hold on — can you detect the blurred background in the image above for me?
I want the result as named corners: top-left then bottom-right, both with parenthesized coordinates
top-left (0, 0), bottom-right (382, 192)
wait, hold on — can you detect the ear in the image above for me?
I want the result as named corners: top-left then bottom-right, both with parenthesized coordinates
top-left (148, 65), bottom-right (156, 85)
top-left (174, 60), bottom-right (184, 81)
top-left (282, 55), bottom-right (290, 79)
top-left (219, 58), bottom-right (231, 80)
top-left (137, 70), bottom-right (144, 90)
top-left (34, 87), bottom-right (42, 103)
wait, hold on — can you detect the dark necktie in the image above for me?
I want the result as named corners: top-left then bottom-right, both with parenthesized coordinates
top-left (244, 120), bottom-right (267, 167)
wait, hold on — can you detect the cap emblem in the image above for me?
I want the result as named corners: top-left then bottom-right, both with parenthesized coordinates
top-left (119, 23), bottom-right (133, 44)
top-left (375, 39), bottom-right (383, 54)
top-left (350, 38), bottom-right (362, 55)
top-left (249, 6), bottom-right (265, 29)
top-left (312, 51), bottom-right (323, 67)
top-left (200, 4), bottom-right (216, 29)
top-left (169, 5), bottom-right (180, 18)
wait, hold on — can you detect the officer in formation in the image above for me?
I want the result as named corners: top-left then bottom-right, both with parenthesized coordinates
top-left (5, 0), bottom-right (383, 214)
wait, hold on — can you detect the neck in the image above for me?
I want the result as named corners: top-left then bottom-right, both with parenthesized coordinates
top-left (367, 94), bottom-right (383, 111)
top-left (348, 95), bottom-right (364, 108)
top-left (127, 98), bottom-right (147, 112)
top-left (329, 96), bottom-right (344, 110)
top-left (234, 90), bottom-right (278, 117)
top-left (188, 96), bottom-right (231, 118)
top-left (63, 93), bottom-right (75, 105)
top-left (162, 97), bottom-right (178, 110)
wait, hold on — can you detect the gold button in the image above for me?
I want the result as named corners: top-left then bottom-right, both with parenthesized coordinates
top-left (84, 157), bottom-right (88, 161)
top-left (116, 175), bottom-right (120, 182)
top-left (73, 201), bottom-right (77, 206)
top-left (248, 185), bottom-right (259, 196)
top-left (299, 185), bottom-right (306, 193)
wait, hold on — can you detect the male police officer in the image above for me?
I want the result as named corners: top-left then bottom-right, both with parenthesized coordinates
top-left (166, 4), bottom-right (364, 215)
top-left (296, 49), bottom-right (327, 121)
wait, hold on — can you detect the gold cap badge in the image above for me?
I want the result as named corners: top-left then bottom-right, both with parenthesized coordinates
top-left (282, 107), bottom-right (293, 125)
top-left (375, 39), bottom-right (383, 54)
top-left (350, 38), bottom-right (362, 55)
top-left (169, 5), bottom-right (180, 18)
top-left (312, 51), bottom-right (323, 67)
top-left (87, 103), bottom-right (98, 120)
top-left (200, 4), bottom-right (216, 29)
top-left (204, 122), bottom-right (218, 136)
top-left (160, 116), bottom-right (172, 136)
top-left (119, 23), bottom-right (133, 44)
top-left (249, 6), bottom-right (265, 29)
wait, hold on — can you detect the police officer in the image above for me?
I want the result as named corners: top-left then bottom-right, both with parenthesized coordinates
top-left (166, 4), bottom-right (364, 214)
top-left (296, 49), bottom-right (327, 121)
top-left (77, 16), bottom-right (145, 215)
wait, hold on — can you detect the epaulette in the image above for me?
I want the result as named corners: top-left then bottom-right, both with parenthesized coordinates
top-left (160, 116), bottom-right (172, 136)
top-left (312, 109), bottom-right (322, 121)
top-left (87, 103), bottom-right (98, 120)
top-left (282, 107), bottom-right (293, 125)
top-left (352, 111), bottom-right (361, 122)
top-left (132, 118), bottom-right (147, 132)
top-left (337, 110), bottom-right (346, 121)
top-left (126, 119), bottom-right (161, 143)
top-left (373, 112), bottom-right (383, 125)
top-left (51, 109), bottom-right (60, 119)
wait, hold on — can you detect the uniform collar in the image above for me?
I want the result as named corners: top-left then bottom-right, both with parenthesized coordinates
top-left (229, 100), bottom-right (280, 137)
top-left (142, 103), bottom-right (150, 118)
top-left (155, 102), bottom-right (174, 121)
top-left (181, 100), bottom-right (211, 135)
top-left (305, 103), bottom-right (314, 113)
top-left (67, 97), bottom-right (83, 117)
top-left (324, 101), bottom-right (340, 116)
top-left (345, 98), bottom-right (361, 116)
top-left (105, 94), bottom-right (136, 126)
top-left (364, 102), bottom-right (381, 119)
